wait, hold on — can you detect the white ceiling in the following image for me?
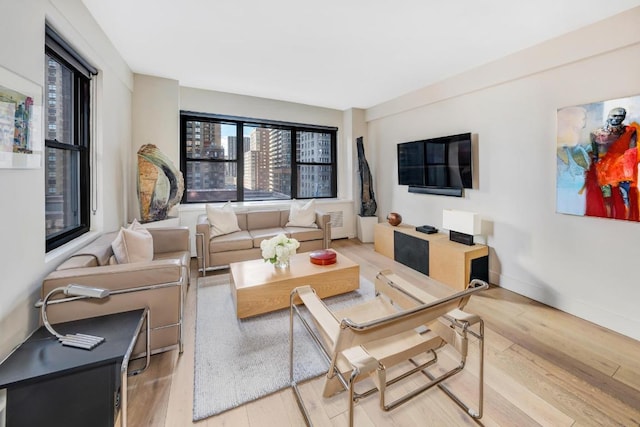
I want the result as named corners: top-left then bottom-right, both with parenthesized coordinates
top-left (82, 0), bottom-right (640, 110)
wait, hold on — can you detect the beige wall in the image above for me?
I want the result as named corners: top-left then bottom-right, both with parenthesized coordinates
top-left (131, 75), bottom-right (180, 220)
top-left (0, 0), bottom-right (133, 358)
top-left (366, 9), bottom-right (640, 340)
top-left (343, 108), bottom-right (368, 213)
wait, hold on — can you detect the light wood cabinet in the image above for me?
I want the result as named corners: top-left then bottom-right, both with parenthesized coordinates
top-left (374, 222), bottom-right (489, 291)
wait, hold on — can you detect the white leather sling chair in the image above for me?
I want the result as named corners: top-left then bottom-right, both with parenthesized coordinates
top-left (289, 269), bottom-right (488, 426)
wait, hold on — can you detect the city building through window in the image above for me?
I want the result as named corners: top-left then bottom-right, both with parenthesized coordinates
top-left (180, 112), bottom-right (337, 203)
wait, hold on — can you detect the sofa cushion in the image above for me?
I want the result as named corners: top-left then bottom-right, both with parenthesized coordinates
top-left (236, 211), bottom-right (248, 230)
top-left (72, 232), bottom-right (118, 266)
top-left (247, 211), bottom-right (281, 230)
top-left (279, 209), bottom-right (289, 227)
top-left (249, 227), bottom-right (288, 248)
top-left (210, 230), bottom-right (253, 253)
top-left (111, 223), bottom-right (154, 264)
top-left (207, 202), bottom-right (241, 237)
top-left (286, 199), bottom-right (318, 228)
top-left (284, 226), bottom-right (324, 242)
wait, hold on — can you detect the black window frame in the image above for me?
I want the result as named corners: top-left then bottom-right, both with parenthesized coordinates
top-left (44, 25), bottom-right (96, 252)
top-left (180, 111), bottom-right (338, 203)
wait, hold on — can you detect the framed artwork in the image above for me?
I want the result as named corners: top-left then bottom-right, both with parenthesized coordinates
top-left (0, 65), bottom-right (42, 169)
top-left (556, 95), bottom-right (640, 222)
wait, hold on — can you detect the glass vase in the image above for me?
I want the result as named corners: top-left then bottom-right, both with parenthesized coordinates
top-left (274, 258), bottom-right (290, 269)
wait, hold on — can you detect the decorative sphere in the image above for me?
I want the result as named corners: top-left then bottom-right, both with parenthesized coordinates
top-left (387, 212), bottom-right (402, 226)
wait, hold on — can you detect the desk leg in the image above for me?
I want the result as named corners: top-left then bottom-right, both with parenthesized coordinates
top-left (120, 307), bottom-right (151, 427)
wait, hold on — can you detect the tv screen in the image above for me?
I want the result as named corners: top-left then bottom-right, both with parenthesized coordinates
top-left (397, 133), bottom-right (473, 190)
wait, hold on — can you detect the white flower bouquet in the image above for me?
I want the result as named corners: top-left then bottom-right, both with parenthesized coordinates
top-left (260, 233), bottom-right (300, 265)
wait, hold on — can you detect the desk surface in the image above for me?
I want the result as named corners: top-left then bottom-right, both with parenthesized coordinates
top-left (0, 309), bottom-right (145, 388)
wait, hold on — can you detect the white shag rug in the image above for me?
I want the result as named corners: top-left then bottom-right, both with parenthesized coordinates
top-left (192, 273), bottom-right (375, 421)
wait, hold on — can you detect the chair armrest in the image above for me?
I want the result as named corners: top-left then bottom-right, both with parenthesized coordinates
top-left (149, 227), bottom-right (190, 254)
top-left (42, 259), bottom-right (184, 298)
top-left (315, 209), bottom-right (331, 248)
top-left (293, 285), bottom-right (340, 340)
top-left (195, 214), bottom-right (211, 269)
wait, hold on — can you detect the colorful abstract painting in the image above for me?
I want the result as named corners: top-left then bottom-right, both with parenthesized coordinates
top-left (0, 85), bottom-right (33, 154)
top-left (556, 95), bottom-right (640, 222)
top-left (0, 66), bottom-right (42, 168)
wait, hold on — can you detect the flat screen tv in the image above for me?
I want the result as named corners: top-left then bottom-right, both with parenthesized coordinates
top-left (397, 132), bottom-right (472, 197)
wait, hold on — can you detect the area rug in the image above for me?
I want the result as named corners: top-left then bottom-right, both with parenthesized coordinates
top-left (192, 273), bottom-right (375, 421)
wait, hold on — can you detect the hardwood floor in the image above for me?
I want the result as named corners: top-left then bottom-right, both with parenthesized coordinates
top-left (122, 239), bottom-right (640, 426)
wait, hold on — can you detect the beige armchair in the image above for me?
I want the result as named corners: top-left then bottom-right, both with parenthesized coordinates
top-left (40, 227), bottom-right (190, 355)
top-left (289, 270), bottom-right (488, 426)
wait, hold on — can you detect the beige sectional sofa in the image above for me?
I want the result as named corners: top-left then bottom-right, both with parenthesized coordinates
top-left (40, 226), bottom-right (190, 355)
top-left (196, 207), bottom-right (331, 271)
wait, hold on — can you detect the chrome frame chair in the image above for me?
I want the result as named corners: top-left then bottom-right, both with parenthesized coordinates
top-left (289, 270), bottom-right (488, 426)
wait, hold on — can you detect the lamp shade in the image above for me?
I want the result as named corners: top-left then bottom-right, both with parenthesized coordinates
top-left (442, 209), bottom-right (481, 236)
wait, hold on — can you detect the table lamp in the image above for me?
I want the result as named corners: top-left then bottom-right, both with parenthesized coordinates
top-left (442, 209), bottom-right (481, 245)
top-left (39, 284), bottom-right (111, 350)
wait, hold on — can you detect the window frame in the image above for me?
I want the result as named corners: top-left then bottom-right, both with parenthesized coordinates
top-left (44, 25), bottom-right (94, 252)
top-left (180, 111), bottom-right (338, 203)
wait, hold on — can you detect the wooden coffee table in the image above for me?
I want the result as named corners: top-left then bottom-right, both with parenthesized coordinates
top-left (229, 250), bottom-right (360, 318)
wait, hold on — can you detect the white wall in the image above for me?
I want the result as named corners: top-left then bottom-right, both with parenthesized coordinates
top-left (180, 87), bottom-right (343, 133)
top-left (367, 9), bottom-right (640, 340)
top-left (0, 0), bottom-right (133, 358)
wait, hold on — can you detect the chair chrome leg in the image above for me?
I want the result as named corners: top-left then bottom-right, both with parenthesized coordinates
top-left (423, 319), bottom-right (484, 419)
top-left (289, 295), bottom-right (295, 383)
top-left (349, 367), bottom-right (360, 427)
top-left (195, 232), bottom-right (207, 277)
top-left (289, 290), bottom-right (313, 426)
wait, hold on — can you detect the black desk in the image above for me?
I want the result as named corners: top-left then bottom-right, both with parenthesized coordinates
top-left (0, 309), bottom-right (149, 427)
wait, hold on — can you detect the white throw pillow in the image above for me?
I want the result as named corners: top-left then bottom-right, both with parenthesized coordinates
top-left (286, 199), bottom-right (318, 228)
top-left (206, 202), bottom-right (241, 237)
top-left (111, 220), bottom-right (154, 264)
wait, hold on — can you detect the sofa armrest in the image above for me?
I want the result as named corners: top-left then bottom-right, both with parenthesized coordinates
top-left (42, 259), bottom-right (184, 297)
top-left (315, 209), bottom-right (331, 249)
top-left (195, 214), bottom-right (211, 270)
top-left (148, 227), bottom-right (190, 255)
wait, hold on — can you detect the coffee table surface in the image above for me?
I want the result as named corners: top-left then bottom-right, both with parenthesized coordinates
top-left (229, 250), bottom-right (360, 318)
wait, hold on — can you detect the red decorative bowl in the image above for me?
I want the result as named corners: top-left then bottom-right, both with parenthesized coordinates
top-left (309, 249), bottom-right (337, 265)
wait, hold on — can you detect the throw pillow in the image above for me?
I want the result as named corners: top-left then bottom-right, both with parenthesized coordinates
top-left (206, 201), bottom-right (241, 237)
top-left (286, 199), bottom-right (318, 228)
top-left (111, 219), bottom-right (154, 264)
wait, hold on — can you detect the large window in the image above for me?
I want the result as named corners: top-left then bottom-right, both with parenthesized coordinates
top-left (44, 25), bottom-right (96, 251)
top-left (180, 113), bottom-right (337, 203)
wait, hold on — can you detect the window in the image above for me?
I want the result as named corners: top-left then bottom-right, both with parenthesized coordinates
top-left (44, 25), bottom-right (97, 251)
top-left (180, 113), bottom-right (337, 203)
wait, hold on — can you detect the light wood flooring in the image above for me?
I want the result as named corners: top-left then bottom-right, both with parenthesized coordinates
top-left (122, 239), bottom-right (640, 426)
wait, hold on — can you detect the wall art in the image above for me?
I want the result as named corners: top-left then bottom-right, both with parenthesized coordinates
top-left (556, 95), bottom-right (640, 221)
top-left (0, 65), bottom-right (42, 168)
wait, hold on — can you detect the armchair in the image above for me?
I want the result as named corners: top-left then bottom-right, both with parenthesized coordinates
top-left (289, 270), bottom-right (488, 425)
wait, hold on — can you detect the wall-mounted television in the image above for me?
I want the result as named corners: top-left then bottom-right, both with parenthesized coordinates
top-left (397, 132), bottom-right (473, 197)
